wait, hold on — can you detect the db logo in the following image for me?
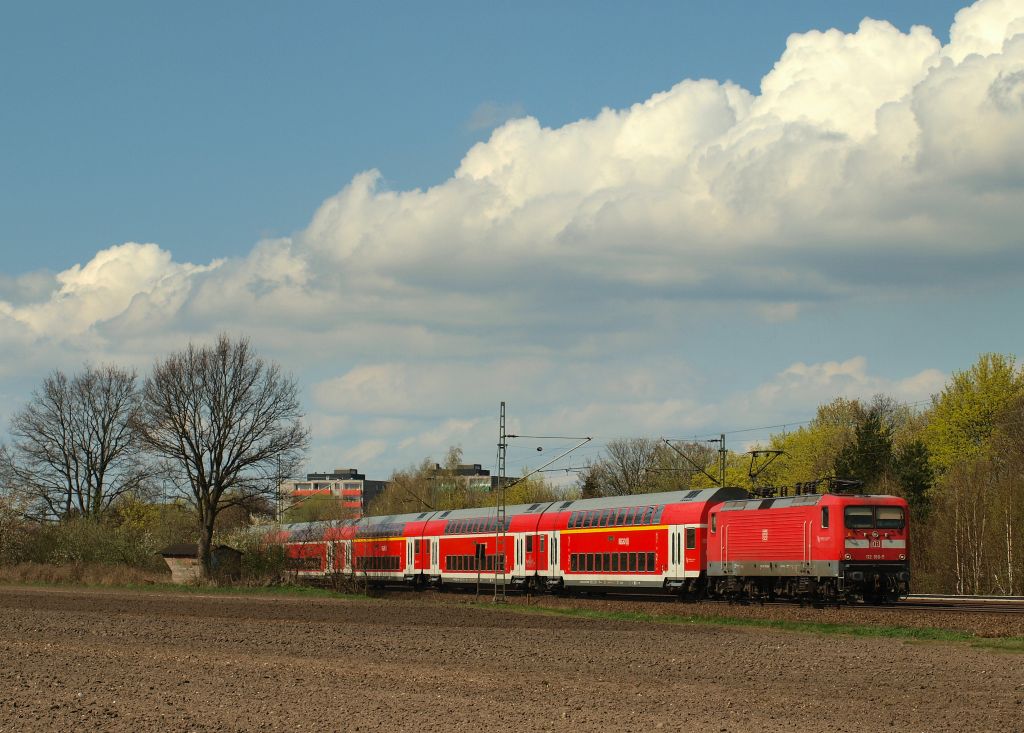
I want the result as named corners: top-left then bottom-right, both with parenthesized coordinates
top-left (761, 529), bottom-right (769, 542)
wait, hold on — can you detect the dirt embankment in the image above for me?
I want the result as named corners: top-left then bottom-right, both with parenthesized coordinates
top-left (1, 586), bottom-right (1021, 732)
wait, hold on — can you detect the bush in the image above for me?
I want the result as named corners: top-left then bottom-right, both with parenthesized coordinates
top-left (0, 499), bottom-right (197, 573)
top-left (220, 524), bottom-right (288, 586)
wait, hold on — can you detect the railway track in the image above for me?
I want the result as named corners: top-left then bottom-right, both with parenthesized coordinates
top-left (368, 583), bottom-right (1024, 614)
top-left (895, 594), bottom-right (1024, 614)
top-left (542, 590), bottom-right (1024, 614)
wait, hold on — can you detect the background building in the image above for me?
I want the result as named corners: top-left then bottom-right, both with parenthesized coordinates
top-left (280, 468), bottom-right (388, 520)
top-left (431, 463), bottom-right (502, 492)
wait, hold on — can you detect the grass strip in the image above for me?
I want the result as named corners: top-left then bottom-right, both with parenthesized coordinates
top-left (0, 577), bottom-right (371, 601)
top-left (472, 600), bottom-right (1024, 653)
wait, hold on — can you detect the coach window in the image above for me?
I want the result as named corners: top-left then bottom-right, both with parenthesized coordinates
top-left (647, 552), bottom-right (656, 571)
top-left (603, 553), bottom-right (611, 571)
top-left (653, 506), bottom-right (665, 524)
top-left (526, 535), bottom-right (534, 553)
top-left (586, 554), bottom-right (594, 572)
top-left (539, 536), bottom-right (546, 553)
top-left (415, 539), bottom-right (422, 554)
top-left (570, 555), bottom-right (578, 571)
top-left (628, 553), bottom-right (637, 572)
top-left (711, 514), bottom-right (717, 533)
top-left (685, 527), bottom-right (696, 550)
top-left (612, 553), bottom-right (619, 572)
top-left (637, 553), bottom-right (646, 572)
top-left (821, 507), bottom-right (830, 529)
top-left (598, 509), bottom-right (610, 527)
top-left (642, 506), bottom-right (655, 525)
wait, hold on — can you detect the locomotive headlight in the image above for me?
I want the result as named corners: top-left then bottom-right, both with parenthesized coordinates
top-left (899, 554), bottom-right (906, 560)
top-left (844, 553), bottom-right (852, 560)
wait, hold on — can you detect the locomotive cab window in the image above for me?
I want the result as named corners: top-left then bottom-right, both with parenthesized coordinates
top-left (711, 514), bottom-right (716, 533)
top-left (821, 507), bottom-right (829, 529)
top-left (844, 506), bottom-right (874, 529)
top-left (876, 507), bottom-right (905, 529)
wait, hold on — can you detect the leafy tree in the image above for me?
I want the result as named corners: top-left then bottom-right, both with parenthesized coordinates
top-left (283, 494), bottom-right (355, 523)
top-left (924, 353), bottom-right (1024, 474)
top-left (135, 335), bottom-right (309, 576)
top-left (0, 365), bottom-right (149, 520)
top-left (834, 408), bottom-right (893, 488)
top-left (893, 439), bottom-right (934, 515)
top-left (502, 473), bottom-right (563, 505)
top-left (761, 397), bottom-right (865, 489)
top-left (369, 458), bottom-right (437, 515)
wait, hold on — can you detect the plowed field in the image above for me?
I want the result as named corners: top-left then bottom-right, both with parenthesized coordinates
top-left (1, 586), bottom-right (1022, 732)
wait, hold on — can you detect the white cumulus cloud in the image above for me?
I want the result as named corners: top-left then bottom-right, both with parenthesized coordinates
top-left (0, 0), bottom-right (1020, 478)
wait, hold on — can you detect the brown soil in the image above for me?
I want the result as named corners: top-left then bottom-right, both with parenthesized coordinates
top-left (1, 586), bottom-right (1022, 732)
top-left (486, 590), bottom-right (1024, 638)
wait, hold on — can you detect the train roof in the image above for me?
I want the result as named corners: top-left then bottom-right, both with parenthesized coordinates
top-left (278, 487), bottom-right (751, 537)
top-left (717, 493), bottom-right (907, 512)
top-left (555, 487), bottom-right (748, 512)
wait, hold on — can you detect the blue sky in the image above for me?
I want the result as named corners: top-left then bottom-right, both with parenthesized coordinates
top-left (3, 1), bottom-right (966, 271)
top-left (1, 0), bottom-right (1021, 480)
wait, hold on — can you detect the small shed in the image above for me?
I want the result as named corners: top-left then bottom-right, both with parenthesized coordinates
top-left (159, 543), bottom-right (242, 584)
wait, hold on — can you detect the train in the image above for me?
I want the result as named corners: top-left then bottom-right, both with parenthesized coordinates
top-left (271, 486), bottom-right (911, 604)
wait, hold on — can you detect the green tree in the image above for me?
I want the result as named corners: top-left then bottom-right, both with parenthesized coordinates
top-left (283, 494), bottom-right (354, 523)
top-left (893, 439), bottom-right (934, 515)
top-left (924, 353), bottom-right (1024, 474)
top-left (761, 397), bottom-right (865, 489)
top-left (834, 408), bottom-right (893, 488)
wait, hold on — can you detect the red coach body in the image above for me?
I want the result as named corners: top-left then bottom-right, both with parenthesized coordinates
top-left (272, 486), bottom-right (909, 604)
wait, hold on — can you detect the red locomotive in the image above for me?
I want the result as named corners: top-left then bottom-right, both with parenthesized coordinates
top-left (274, 485), bottom-right (910, 604)
top-left (706, 492), bottom-right (910, 603)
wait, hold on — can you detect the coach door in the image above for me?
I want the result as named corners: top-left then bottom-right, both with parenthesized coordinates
top-left (430, 538), bottom-right (440, 576)
top-left (668, 526), bottom-right (683, 579)
top-left (514, 534), bottom-right (526, 577)
top-left (549, 531), bottom-right (560, 577)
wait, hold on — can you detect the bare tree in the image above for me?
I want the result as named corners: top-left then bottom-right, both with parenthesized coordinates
top-left (0, 365), bottom-right (147, 520)
top-left (580, 438), bottom-right (659, 497)
top-left (135, 335), bottom-right (309, 576)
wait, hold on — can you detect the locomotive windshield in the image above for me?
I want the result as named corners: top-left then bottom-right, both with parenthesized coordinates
top-left (876, 507), bottom-right (905, 529)
top-left (843, 506), bottom-right (905, 530)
